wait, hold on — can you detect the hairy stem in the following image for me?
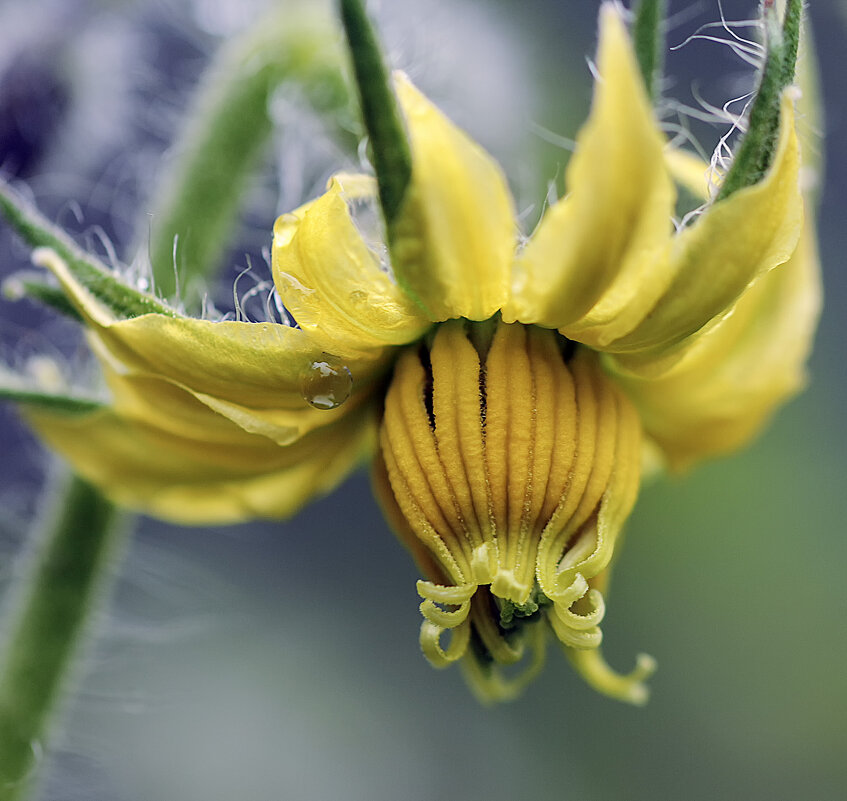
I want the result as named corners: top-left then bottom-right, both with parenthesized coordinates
top-left (632, 0), bottom-right (667, 101)
top-left (717, 0), bottom-right (802, 200)
top-left (0, 474), bottom-right (125, 800)
top-left (339, 0), bottom-right (412, 230)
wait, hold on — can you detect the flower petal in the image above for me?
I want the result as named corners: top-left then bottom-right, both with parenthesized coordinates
top-left (606, 93), bottom-right (802, 355)
top-left (23, 386), bottom-right (377, 524)
top-left (35, 248), bottom-right (387, 445)
top-left (93, 317), bottom-right (386, 445)
top-left (389, 73), bottom-right (516, 321)
top-left (664, 147), bottom-right (713, 200)
top-left (504, 4), bottom-right (675, 340)
top-left (608, 213), bottom-right (820, 470)
top-left (272, 174), bottom-right (430, 356)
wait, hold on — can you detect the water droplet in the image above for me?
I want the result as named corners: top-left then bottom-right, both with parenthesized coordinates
top-left (135, 276), bottom-right (150, 291)
top-left (278, 272), bottom-right (316, 300)
top-left (349, 289), bottom-right (368, 305)
top-left (300, 358), bottom-right (352, 410)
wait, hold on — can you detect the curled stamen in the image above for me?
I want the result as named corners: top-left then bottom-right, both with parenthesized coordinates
top-left (420, 620), bottom-right (471, 668)
top-left (549, 613), bottom-right (603, 649)
top-left (567, 649), bottom-right (658, 706)
top-left (546, 572), bottom-right (590, 607)
top-left (416, 580), bottom-right (476, 605)
top-left (553, 588), bottom-right (607, 631)
top-left (419, 598), bottom-right (472, 629)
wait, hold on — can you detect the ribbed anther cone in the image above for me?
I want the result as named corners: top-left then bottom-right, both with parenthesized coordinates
top-left (373, 318), bottom-right (655, 703)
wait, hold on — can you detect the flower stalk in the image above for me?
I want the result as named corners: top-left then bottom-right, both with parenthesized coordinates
top-left (338, 0), bottom-right (412, 230)
top-left (0, 474), bottom-right (124, 800)
top-left (632, 0), bottom-right (667, 100)
top-left (717, 0), bottom-right (802, 200)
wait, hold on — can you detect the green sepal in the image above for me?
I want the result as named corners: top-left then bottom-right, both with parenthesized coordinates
top-left (632, 0), bottom-right (667, 101)
top-left (0, 180), bottom-right (178, 320)
top-left (338, 0), bottom-right (412, 230)
top-left (3, 272), bottom-right (84, 322)
top-left (716, 0), bottom-right (802, 201)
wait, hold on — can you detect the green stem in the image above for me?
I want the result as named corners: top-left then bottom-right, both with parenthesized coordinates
top-left (716, 0), bottom-right (802, 201)
top-left (141, 8), bottom-right (355, 306)
top-left (339, 0), bottom-right (412, 230)
top-left (632, 0), bottom-right (667, 101)
top-left (0, 474), bottom-right (125, 800)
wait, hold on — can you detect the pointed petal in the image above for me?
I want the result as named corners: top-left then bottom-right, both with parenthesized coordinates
top-left (35, 247), bottom-right (387, 445)
top-left (607, 93), bottom-right (802, 354)
top-left (272, 174), bottom-right (430, 356)
top-left (504, 4), bottom-right (675, 339)
top-left (664, 147), bottom-right (712, 200)
top-left (609, 214), bottom-right (820, 470)
top-left (390, 73), bottom-right (516, 321)
top-left (91, 317), bottom-right (387, 446)
top-left (23, 387), bottom-right (377, 524)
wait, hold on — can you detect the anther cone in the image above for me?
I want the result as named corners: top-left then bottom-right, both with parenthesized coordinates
top-left (374, 318), bottom-right (652, 703)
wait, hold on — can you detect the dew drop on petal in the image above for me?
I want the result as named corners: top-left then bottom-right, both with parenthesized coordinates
top-left (300, 358), bottom-right (352, 410)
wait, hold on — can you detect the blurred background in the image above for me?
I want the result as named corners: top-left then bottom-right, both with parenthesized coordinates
top-left (0, 0), bottom-right (845, 799)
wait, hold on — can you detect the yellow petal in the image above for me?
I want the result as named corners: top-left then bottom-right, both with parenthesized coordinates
top-left (607, 93), bottom-right (803, 355)
top-left (504, 4), bottom-right (675, 343)
top-left (664, 147), bottom-right (712, 201)
top-left (102, 367), bottom-right (267, 445)
top-left (272, 174), bottom-right (430, 356)
top-left (34, 248), bottom-right (386, 445)
top-left (390, 73), bottom-right (516, 321)
top-left (94, 317), bottom-right (386, 445)
top-left (24, 391), bottom-right (377, 525)
top-left (609, 212), bottom-right (821, 470)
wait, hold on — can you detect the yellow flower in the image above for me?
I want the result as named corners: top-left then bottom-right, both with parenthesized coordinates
top-left (19, 4), bottom-right (818, 703)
